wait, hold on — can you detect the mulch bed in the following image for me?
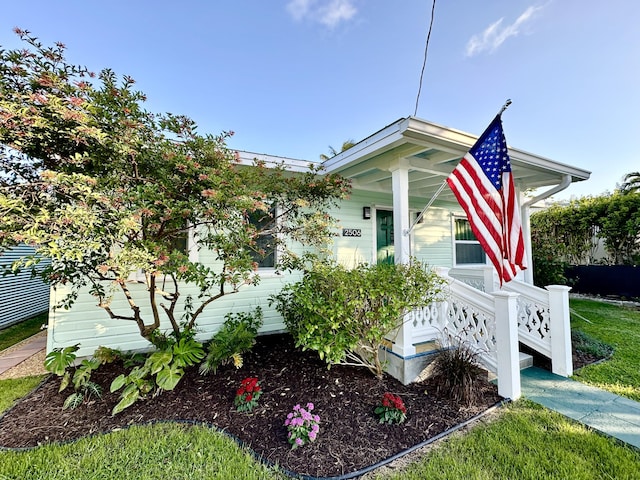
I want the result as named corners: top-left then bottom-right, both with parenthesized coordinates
top-left (0, 333), bottom-right (502, 478)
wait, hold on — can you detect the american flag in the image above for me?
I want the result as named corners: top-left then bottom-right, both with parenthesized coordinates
top-left (446, 115), bottom-right (527, 285)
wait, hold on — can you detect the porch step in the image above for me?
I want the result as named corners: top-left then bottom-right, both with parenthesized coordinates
top-left (519, 351), bottom-right (534, 370)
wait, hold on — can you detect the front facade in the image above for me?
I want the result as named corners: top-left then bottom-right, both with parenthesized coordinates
top-left (47, 116), bottom-right (590, 394)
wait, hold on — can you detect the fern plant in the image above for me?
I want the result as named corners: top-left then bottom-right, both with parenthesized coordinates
top-left (200, 308), bottom-right (263, 375)
top-left (44, 344), bottom-right (117, 410)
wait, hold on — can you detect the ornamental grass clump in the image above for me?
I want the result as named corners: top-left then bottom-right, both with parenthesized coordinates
top-left (374, 392), bottom-right (407, 424)
top-left (234, 377), bottom-right (262, 413)
top-left (284, 403), bottom-right (320, 449)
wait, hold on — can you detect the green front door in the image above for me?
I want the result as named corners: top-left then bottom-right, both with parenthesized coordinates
top-left (376, 209), bottom-right (394, 264)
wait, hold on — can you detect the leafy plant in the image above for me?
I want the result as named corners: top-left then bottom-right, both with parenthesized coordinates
top-left (234, 377), bottom-right (262, 413)
top-left (110, 335), bottom-right (204, 415)
top-left (430, 336), bottom-right (485, 406)
top-left (272, 260), bottom-right (447, 377)
top-left (572, 329), bottom-right (614, 360)
top-left (44, 344), bottom-right (108, 410)
top-left (200, 308), bottom-right (263, 375)
top-left (374, 392), bottom-right (407, 424)
top-left (284, 403), bottom-right (320, 449)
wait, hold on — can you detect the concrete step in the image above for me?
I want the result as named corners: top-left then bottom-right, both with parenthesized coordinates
top-left (519, 351), bottom-right (534, 370)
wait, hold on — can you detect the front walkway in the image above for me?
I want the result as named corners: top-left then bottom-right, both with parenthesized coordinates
top-left (0, 332), bottom-right (47, 376)
top-left (521, 367), bottom-right (640, 449)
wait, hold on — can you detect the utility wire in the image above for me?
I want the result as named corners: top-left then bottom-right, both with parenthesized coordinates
top-left (413, 0), bottom-right (437, 117)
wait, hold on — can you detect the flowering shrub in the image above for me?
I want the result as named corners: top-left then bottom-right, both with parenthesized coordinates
top-left (284, 403), bottom-right (320, 449)
top-left (374, 392), bottom-right (407, 424)
top-left (234, 377), bottom-right (262, 412)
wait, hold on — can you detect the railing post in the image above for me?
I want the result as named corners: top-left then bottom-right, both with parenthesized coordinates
top-left (483, 266), bottom-right (497, 293)
top-left (547, 285), bottom-right (573, 377)
top-left (391, 312), bottom-right (417, 357)
top-left (493, 291), bottom-right (521, 400)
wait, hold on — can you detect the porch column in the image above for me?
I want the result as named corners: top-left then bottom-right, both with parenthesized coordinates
top-left (547, 285), bottom-right (573, 377)
top-left (391, 165), bottom-right (410, 265)
top-left (521, 201), bottom-right (534, 285)
top-left (390, 163), bottom-right (415, 357)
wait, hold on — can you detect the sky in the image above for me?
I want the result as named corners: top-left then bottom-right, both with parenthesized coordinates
top-left (1, 0), bottom-right (638, 200)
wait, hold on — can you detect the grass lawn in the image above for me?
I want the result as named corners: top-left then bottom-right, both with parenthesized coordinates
top-left (0, 422), bottom-right (283, 480)
top-left (570, 298), bottom-right (640, 401)
top-left (375, 400), bottom-right (640, 480)
top-left (0, 313), bottom-right (47, 352)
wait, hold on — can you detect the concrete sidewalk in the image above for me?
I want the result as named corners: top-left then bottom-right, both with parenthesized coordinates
top-left (521, 367), bottom-right (640, 449)
top-left (0, 332), bottom-right (47, 375)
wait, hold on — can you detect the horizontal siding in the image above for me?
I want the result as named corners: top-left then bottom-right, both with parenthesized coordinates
top-left (48, 272), bottom-right (298, 356)
top-left (411, 204), bottom-right (455, 267)
top-left (0, 245), bottom-right (51, 329)
top-left (47, 192), bottom-right (462, 355)
top-left (331, 190), bottom-right (386, 266)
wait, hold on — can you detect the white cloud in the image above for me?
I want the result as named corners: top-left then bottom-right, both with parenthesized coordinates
top-left (286, 0), bottom-right (357, 28)
top-left (466, 4), bottom-right (545, 57)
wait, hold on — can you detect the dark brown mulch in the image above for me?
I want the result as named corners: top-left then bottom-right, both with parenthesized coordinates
top-left (0, 334), bottom-right (501, 478)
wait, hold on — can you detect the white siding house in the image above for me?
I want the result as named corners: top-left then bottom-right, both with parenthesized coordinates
top-left (45, 116), bottom-right (591, 395)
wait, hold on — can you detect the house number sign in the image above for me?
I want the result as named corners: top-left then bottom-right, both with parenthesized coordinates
top-left (342, 228), bottom-right (362, 237)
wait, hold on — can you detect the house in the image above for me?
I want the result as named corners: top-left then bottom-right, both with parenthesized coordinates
top-left (0, 244), bottom-right (50, 329)
top-left (46, 116), bottom-right (591, 399)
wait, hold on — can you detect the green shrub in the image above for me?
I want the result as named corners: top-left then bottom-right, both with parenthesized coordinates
top-left (199, 307), bottom-right (263, 375)
top-left (271, 260), bottom-right (447, 377)
top-left (572, 329), bottom-right (614, 359)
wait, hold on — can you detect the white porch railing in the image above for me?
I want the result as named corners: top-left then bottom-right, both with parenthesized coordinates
top-left (391, 266), bottom-right (573, 400)
top-left (447, 266), bottom-right (573, 377)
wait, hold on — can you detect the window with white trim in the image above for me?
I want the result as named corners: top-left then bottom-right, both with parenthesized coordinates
top-left (453, 217), bottom-right (486, 265)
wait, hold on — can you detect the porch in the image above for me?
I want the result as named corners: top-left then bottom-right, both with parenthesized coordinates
top-left (386, 265), bottom-right (572, 401)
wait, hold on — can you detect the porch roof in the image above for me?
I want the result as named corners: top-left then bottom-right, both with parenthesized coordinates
top-left (321, 116), bottom-right (591, 202)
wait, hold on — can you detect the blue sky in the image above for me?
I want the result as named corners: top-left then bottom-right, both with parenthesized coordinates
top-left (2, 1), bottom-right (638, 199)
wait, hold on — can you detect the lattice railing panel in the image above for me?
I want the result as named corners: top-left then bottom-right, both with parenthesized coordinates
top-left (444, 299), bottom-right (498, 367)
top-left (516, 297), bottom-right (551, 341)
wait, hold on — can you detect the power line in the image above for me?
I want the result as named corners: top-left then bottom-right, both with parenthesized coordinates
top-left (413, 0), bottom-right (437, 117)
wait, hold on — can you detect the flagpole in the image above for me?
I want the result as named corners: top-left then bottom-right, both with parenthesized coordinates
top-left (499, 99), bottom-right (512, 116)
top-left (405, 99), bottom-right (512, 238)
top-left (404, 179), bottom-right (447, 236)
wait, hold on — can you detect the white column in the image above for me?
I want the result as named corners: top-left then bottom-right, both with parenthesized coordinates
top-left (547, 285), bottom-right (573, 377)
top-left (493, 291), bottom-right (521, 400)
top-left (390, 164), bottom-right (414, 357)
top-left (521, 201), bottom-right (534, 285)
top-left (391, 166), bottom-right (410, 265)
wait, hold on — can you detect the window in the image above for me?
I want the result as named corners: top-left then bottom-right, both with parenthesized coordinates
top-left (454, 217), bottom-right (486, 265)
top-left (248, 208), bottom-right (276, 268)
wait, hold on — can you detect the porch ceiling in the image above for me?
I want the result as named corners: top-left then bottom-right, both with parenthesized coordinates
top-left (322, 117), bottom-right (591, 203)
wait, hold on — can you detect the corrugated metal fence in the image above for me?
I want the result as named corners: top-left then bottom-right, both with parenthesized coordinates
top-left (0, 245), bottom-right (51, 329)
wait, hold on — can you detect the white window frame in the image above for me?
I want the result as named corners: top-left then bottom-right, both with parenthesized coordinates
top-left (452, 215), bottom-right (487, 266)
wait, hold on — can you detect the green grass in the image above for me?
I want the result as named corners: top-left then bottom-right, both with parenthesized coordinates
top-left (0, 313), bottom-right (47, 352)
top-left (570, 298), bottom-right (640, 401)
top-left (376, 400), bottom-right (640, 480)
top-left (0, 376), bottom-right (45, 414)
top-left (0, 423), bottom-right (283, 480)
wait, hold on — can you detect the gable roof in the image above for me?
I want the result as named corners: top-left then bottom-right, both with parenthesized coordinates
top-left (321, 116), bottom-right (591, 202)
